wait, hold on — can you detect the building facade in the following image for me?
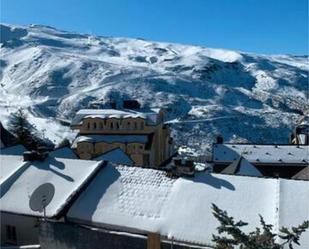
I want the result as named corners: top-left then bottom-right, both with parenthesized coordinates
top-left (211, 142), bottom-right (309, 178)
top-left (71, 106), bottom-right (174, 167)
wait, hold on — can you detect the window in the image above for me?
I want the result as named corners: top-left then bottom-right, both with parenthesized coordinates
top-left (6, 225), bottom-right (17, 244)
top-left (134, 122), bottom-right (137, 130)
top-left (140, 122), bottom-right (144, 130)
top-left (93, 122), bottom-right (97, 130)
top-left (127, 122), bottom-right (131, 129)
top-left (87, 122), bottom-right (90, 130)
top-left (116, 122), bottom-right (120, 130)
top-left (99, 122), bottom-right (103, 129)
top-left (110, 122), bottom-right (114, 130)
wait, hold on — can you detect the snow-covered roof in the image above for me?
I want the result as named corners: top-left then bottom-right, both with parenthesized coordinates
top-left (0, 144), bottom-right (27, 156)
top-left (93, 148), bottom-right (133, 166)
top-left (221, 156), bottom-right (262, 177)
top-left (72, 135), bottom-right (149, 148)
top-left (71, 108), bottom-right (161, 126)
top-left (67, 165), bottom-right (309, 247)
top-left (49, 147), bottom-right (78, 159)
top-left (213, 144), bottom-right (309, 165)
top-left (0, 154), bottom-right (104, 218)
top-left (0, 155), bottom-right (26, 185)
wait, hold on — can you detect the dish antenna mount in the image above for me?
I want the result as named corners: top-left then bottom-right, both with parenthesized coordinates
top-left (29, 183), bottom-right (55, 219)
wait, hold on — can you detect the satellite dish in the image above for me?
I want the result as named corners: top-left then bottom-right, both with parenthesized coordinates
top-left (29, 183), bottom-right (55, 217)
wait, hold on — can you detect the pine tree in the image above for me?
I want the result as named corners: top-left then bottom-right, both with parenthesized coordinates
top-left (7, 109), bottom-right (35, 148)
top-left (211, 203), bottom-right (308, 249)
top-left (7, 109), bottom-right (55, 150)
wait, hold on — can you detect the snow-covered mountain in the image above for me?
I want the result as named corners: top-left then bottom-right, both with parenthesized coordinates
top-left (1, 23), bottom-right (308, 152)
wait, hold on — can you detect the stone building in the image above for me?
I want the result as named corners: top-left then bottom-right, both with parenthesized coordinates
top-left (211, 142), bottom-right (309, 178)
top-left (70, 104), bottom-right (174, 167)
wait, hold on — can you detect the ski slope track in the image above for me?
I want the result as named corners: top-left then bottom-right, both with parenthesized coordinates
top-left (0, 24), bottom-right (308, 153)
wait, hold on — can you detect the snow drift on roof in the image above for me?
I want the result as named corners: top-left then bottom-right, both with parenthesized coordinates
top-left (0, 155), bottom-right (26, 185)
top-left (213, 144), bottom-right (309, 165)
top-left (0, 154), bottom-right (103, 218)
top-left (71, 108), bottom-right (160, 126)
top-left (67, 164), bottom-right (309, 247)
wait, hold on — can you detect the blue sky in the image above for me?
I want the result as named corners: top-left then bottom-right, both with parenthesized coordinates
top-left (1, 0), bottom-right (308, 55)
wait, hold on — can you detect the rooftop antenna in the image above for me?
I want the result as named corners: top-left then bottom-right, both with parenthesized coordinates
top-left (29, 183), bottom-right (55, 220)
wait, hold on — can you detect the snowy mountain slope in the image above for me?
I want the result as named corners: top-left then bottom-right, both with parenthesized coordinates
top-left (0, 23), bottom-right (308, 151)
